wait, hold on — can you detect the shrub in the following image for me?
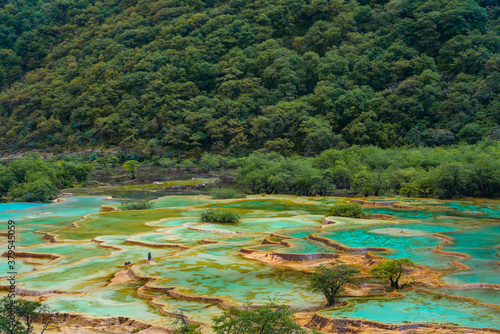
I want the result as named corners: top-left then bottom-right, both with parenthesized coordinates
top-left (210, 187), bottom-right (246, 199)
top-left (119, 200), bottom-right (153, 210)
top-left (212, 303), bottom-right (309, 334)
top-left (327, 203), bottom-right (367, 218)
top-left (200, 209), bottom-right (240, 223)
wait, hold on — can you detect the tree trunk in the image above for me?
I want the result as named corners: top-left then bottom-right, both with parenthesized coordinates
top-left (325, 291), bottom-right (336, 306)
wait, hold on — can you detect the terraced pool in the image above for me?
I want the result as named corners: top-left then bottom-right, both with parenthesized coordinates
top-left (1, 194), bottom-right (499, 332)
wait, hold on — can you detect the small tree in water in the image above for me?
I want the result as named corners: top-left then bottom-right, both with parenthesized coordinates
top-left (370, 258), bottom-right (415, 289)
top-left (309, 263), bottom-right (359, 306)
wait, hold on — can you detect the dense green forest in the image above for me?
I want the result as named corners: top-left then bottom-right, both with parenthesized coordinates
top-left (0, 157), bottom-right (93, 201)
top-left (0, 0), bottom-right (499, 156)
top-left (234, 142), bottom-right (500, 198)
top-left (3, 142), bottom-right (498, 201)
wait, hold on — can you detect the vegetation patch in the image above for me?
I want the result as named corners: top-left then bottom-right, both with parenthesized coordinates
top-left (327, 203), bottom-right (368, 219)
top-left (0, 157), bottom-right (93, 202)
top-left (212, 303), bottom-right (312, 334)
top-left (370, 258), bottom-right (415, 289)
top-left (119, 200), bottom-right (153, 211)
top-left (199, 209), bottom-right (240, 224)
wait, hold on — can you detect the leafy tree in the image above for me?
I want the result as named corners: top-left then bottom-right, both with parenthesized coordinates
top-left (199, 209), bottom-right (240, 224)
top-left (212, 303), bottom-right (308, 334)
top-left (309, 263), bottom-right (359, 306)
top-left (351, 170), bottom-right (376, 196)
top-left (370, 258), bottom-right (415, 289)
top-left (107, 155), bottom-right (120, 168)
top-left (123, 160), bottom-right (139, 179)
top-left (0, 297), bottom-right (56, 334)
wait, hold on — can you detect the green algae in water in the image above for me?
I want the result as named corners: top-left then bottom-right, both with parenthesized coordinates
top-left (6, 195), bottom-right (500, 330)
top-left (135, 251), bottom-right (325, 309)
top-left (45, 282), bottom-right (174, 326)
top-left (0, 260), bottom-right (34, 276)
top-left (319, 290), bottom-right (500, 329)
top-left (275, 228), bottom-right (319, 238)
top-left (0, 197), bottom-right (119, 223)
top-left (198, 218), bottom-right (320, 234)
top-left (7, 242), bottom-right (176, 292)
top-left (55, 208), bottom-right (188, 241)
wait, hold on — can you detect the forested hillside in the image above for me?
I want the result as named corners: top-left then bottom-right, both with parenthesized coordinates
top-left (0, 0), bottom-right (498, 157)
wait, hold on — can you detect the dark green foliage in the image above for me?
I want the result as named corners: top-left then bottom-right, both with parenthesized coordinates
top-left (0, 296), bottom-right (54, 334)
top-left (0, 157), bottom-right (93, 202)
top-left (235, 142), bottom-right (500, 199)
top-left (327, 203), bottom-right (367, 218)
top-left (236, 152), bottom-right (336, 196)
top-left (370, 258), bottom-right (415, 289)
top-left (309, 263), bottom-right (359, 306)
top-left (210, 187), bottom-right (246, 199)
top-left (0, 0), bottom-right (497, 154)
top-left (119, 200), bottom-right (153, 211)
top-left (200, 209), bottom-right (240, 224)
top-left (212, 303), bottom-right (308, 334)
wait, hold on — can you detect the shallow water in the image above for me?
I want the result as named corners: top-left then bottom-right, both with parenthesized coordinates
top-left (318, 226), bottom-right (453, 269)
top-left (0, 195), bottom-right (498, 330)
top-left (319, 290), bottom-right (500, 329)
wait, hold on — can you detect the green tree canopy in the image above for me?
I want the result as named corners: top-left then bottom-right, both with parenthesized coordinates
top-left (212, 304), bottom-right (308, 334)
top-left (309, 263), bottom-right (359, 306)
top-left (370, 258), bottom-right (415, 289)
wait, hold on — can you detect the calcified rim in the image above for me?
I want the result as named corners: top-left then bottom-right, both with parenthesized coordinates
top-left (309, 290), bottom-right (500, 332)
top-left (1, 196), bottom-right (499, 331)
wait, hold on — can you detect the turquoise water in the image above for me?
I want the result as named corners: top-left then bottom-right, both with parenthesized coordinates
top-left (320, 290), bottom-right (500, 329)
top-left (1, 195), bottom-right (499, 330)
top-left (0, 202), bottom-right (48, 212)
top-left (45, 282), bottom-right (174, 326)
top-left (0, 259), bottom-right (34, 277)
top-left (318, 226), bottom-right (452, 268)
top-left (136, 248), bottom-right (325, 309)
top-left (209, 199), bottom-right (325, 215)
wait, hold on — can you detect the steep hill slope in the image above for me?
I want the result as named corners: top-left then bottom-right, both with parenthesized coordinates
top-left (0, 0), bottom-right (498, 156)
